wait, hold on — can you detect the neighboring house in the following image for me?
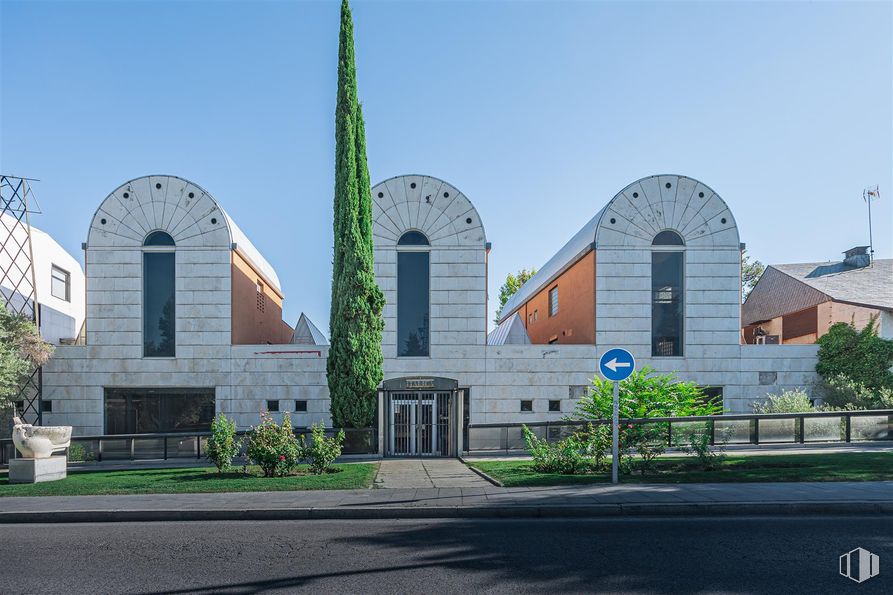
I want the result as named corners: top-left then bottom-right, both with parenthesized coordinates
top-left (43, 173), bottom-right (819, 454)
top-left (742, 248), bottom-right (893, 344)
top-left (0, 213), bottom-right (85, 345)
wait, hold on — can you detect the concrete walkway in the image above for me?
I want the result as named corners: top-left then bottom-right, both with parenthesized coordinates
top-left (375, 458), bottom-right (491, 488)
top-left (1, 481), bottom-right (891, 523)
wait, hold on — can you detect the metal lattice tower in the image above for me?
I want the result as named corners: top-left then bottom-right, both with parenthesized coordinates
top-left (0, 175), bottom-right (43, 424)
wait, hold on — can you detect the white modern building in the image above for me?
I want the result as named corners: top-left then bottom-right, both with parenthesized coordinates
top-left (40, 173), bottom-right (820, 456)
top-left (0, 214), bottom-right (85, 345)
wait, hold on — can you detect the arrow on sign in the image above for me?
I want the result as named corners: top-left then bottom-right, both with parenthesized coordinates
top-left (604, 358), bottom-right (631, 372)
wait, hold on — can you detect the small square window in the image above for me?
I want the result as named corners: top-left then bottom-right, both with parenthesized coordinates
top-left (548, 400), bottom-right (561, 412)
top-left (41, 400), bottom-right (53, 413)
top-left (266, 399), bottom-right (279, 412)
top-left (295, 400), bottom-right (308, 412)
top-left (520, 400), bottom-right (533, 412)
top-left (51, 265), bottom-right (70, 302)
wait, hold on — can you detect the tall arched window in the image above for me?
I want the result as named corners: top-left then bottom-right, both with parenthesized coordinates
top-left (651, 230), bottom-right (684, 356)
top-left (143, 231), bottom-right (176, 357)
top-left (397, 231), bottom-right (430, 356)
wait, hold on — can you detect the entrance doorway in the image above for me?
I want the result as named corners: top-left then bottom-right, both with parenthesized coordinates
top-left (381, 377), bottom-right (460, 457)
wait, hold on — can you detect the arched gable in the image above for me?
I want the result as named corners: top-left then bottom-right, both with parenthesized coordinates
top-left (595, 174), bottom-right (740, 249)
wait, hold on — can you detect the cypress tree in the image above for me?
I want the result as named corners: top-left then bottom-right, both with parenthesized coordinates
top-left (327, 0), bottom-right (385, 428)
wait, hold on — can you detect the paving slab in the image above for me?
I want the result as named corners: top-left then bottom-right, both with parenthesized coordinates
top-left (374, 458), bottom-right (491, 489)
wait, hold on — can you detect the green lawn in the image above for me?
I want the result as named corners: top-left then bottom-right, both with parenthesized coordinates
top-left (468, 452), bottom-right (893, 487)
top-left (0, 463), bottom-right (378, 497)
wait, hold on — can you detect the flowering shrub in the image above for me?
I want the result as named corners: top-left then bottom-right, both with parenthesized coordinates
top-left (300, 422), bottom-right (345, 474)
top-left (246, 412), bottom-right (301, 477)
top-left (205, 413), bottom-right (243, 473)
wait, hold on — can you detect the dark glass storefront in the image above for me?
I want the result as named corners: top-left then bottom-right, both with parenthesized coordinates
top-left (104, 388), bottom-right (215, 434)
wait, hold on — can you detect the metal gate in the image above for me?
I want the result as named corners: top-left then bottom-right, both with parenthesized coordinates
top-left (387, 390), bottom-right (455, 457)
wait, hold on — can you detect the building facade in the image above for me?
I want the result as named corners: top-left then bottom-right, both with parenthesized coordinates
top-left (40, 173), bottom-right (820, 454)
top-left (0, 214), bottom-right (85, 345)
top-left (742, 250), bottom-right (893, 343)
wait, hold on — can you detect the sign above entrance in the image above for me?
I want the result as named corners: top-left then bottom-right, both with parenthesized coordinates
top-left (381, 376), bottom-right (459, 392)
top-left (599, 348), bottom-right (636, 382)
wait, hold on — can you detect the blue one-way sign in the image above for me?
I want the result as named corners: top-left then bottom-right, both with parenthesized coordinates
top-left (599, 348), bottom-right (636, 381)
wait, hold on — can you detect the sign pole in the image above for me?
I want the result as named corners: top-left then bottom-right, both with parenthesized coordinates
top-left (600, 348), bottom-right (633, 485)
top-left (612, 381), bottom-right (619, 484)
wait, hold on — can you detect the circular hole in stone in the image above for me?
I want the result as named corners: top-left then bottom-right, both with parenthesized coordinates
top-left (610, 218), bottom-right (616, 224)
top-left (100, 218), bottom-right (107, 225)
top-left (188, 192), bottom-right (194, 199)
top-left (633, 192), bottom-right (639, 198)
top-left (155, 183), bottom-right (162, 189)
top-left (721, 217), bottom-right (727, 224)
top-left (123, 192), bottom-right (129, 198)
top-left (466, 217), bottom-right (473, 224)
top-left (443, 192), bottom-right (450, 198)
top-left (211, 218), bottom-right (217, 224)
top-left (699, 192), bottom-right (704, 198)
top-left (410, 182), bottom-right (417, 189)
top-left (377, 192), bottom-right (383, 198)
top-left (665, 182), bottom-right (672, 189)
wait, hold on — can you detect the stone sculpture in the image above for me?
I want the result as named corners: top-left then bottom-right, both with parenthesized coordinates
top-left (11, 415), bottom-right (71, 458)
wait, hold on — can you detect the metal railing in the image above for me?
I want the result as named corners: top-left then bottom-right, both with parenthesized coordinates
top-left (0, 426), bottom-right (378, 466)
top-left (465, 409), bottom-right (893, 454)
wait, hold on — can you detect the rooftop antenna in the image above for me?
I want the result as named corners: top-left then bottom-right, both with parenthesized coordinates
top-left (862, 185), bottom-right (879, 263)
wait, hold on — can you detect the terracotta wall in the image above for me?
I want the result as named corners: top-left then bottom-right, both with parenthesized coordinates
top-left (818, 301), bottom-right (884, 336)
top-left (518, 250), bottom-right (596, 344)
top-left (231, 251), bottom-right (293, 345)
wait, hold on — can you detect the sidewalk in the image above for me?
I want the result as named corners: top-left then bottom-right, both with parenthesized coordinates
top-left (2, 480), bottom-right (891, 523)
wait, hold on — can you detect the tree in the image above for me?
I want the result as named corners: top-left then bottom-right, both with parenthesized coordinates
top-left (0, 303), bottom-right (53, 411)
top-left (494, 268), bottom-right (537, 323)
top-left (741, 249), bottom-right (764, 302)
top-left (326, 0), bottom-right (385, 428)
top-left (816, 316), bottom-right (893, 392)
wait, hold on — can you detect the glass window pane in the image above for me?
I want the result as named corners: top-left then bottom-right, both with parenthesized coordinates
top-left (143, 252), bottom-right (176, 357)
top-left (653, 230), bottom-right (685, 246)
top-left (144, 231), bottom-right (176, 246)
top-left (549, 286), bottom-right (558, 316)
top-left (652, 251), bottom-right (684, 356)
top-left (397, 251), bottom-right (429, 356)
top-left (51, 266), bottom-right (69, 301)
top-left (397, 231), bottom-right (430, 246)
top-left (104, 389), bottom-right (215, 434)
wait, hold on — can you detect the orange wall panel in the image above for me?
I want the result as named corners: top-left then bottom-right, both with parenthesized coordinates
top-left (520, 250), bottom-right (596, 345)
top-left (231, 252), bottom-right (293, 345)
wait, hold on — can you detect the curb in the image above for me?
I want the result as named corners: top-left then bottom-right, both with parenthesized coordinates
top-left (2, 501), bottom-right (891, 523)
top-left (458, 457), bottom-right (503, 487)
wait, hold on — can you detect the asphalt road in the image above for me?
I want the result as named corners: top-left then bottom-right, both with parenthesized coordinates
top-left (1, 516), bottom-right (890, 594)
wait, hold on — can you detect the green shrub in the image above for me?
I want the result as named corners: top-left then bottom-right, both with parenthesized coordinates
top-left (752, 389), bottom-right (817, 413)
top-left (246, 412), bottom-right (301, 477)
top-left (67, 442), bottom-right (87, 463)
top-left (205, 413), bottom-right (242, 474)
top-left (300, 422), bottom-right (345, 474)
top-left (624, 423), bottom-right (667, 475)
top-left (816, 316), bottom-right (893, 391)
top-left (575, 367), bottom-right (723, 421)
top-left (820, 375), bottom-right (893, 410)
top-left (678, 423), bottom-right (730, 470)
top-left (522, 425), bottom-right (594, 475)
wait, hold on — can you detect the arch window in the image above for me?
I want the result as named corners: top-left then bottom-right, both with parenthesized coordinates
top-left (651, 230), bottom-right (684, 357)
top-left (143, 231), bottom-right (176, 357)
top-left (397, 231), bottom-right (430, 356)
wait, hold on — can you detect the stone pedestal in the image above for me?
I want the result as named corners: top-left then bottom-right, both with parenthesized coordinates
top-left (9, 456), bottom-right (67, 484)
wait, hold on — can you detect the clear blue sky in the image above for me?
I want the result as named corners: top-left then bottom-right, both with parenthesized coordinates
top-left (2, 0), bottom-right (891, 330)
